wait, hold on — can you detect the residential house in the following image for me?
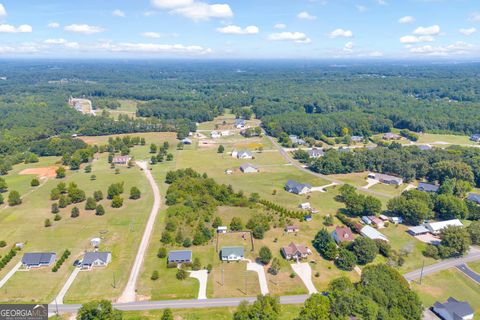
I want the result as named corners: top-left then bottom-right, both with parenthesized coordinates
top-left (217, 226), bottom-right (228, 234)
top-left (369, 173), bottom-right (403, 185)
top-left (368, 216), bottom-right (385, 228)
top-left (182, 138), bottom-right (192, 145)
top-left (211, 131), bottom-right (221, 139)
top-left (351, 135), bottom-right (364, 143)
top-left (221, 246), bottom-right (244, 261)
top-left (285, 225), bottom-right (299, 233)
top-left (281, 242), bottom-right (312, 261)
top-left (432, 297), bottom-right (474, 320)
top-left (470, 134), bottom-right (480, 142)
top-left (467, 193), bottom-right (480, 204)
top-left (383, 133), bottom-right (402, 140)
top-left (235, 150), bottom-right (253, 159)
top-left (285, 180), bottom-right (312, 195)
top-left (299, 202), bottom-right (311, 210)
top-left (308, 148), bottom-right (324, 158)
top-left (424, 219), bottom-right (464, 235)
top-left (379, 214), bottom-right (389, 221)
top-left (360, 225), bottom-right (389, 242)
top-left (21, 252), bottom-right (56, 269)
top-left (240, 163), bottom-right (258, 173)
top-left (332, 226), bottom-right (354, 244)
top-left (112, 155), bottom-right (132, 165)
top-left (418, 182), bottom-right (439, 193)
top-left (361, 216), bottom-right (372, 225)
top-left (289, 135), bottom-right (306, 145)
top-left (408, 225), bottom-right (430, 236)
top-left (235, 119), bottom-right (246, 129)
top-left (168, 250), bottom-right (193, 264)
top-left (80, 252), bottom-right (112, 269)
top-left (418, 145), bottom-right (432, 151)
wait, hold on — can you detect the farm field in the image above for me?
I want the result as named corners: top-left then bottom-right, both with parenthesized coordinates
top-left (0, 147), bottom-right (155, 303)
top-left (105, 99), bottom-right (138, 119)
top-left (411, 269), bottom-right (480, 319)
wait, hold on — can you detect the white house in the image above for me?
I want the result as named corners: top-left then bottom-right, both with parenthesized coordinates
top-left (235, 150), bottom-right (253, 159)
top-left (424, 219), bottom-right (464, 235)
top-left (360, 225), bottom-right (389, 242)
top-left (221, 247), bottom-right (244, 261)
top-left (211, 131), bottom-right (221, 139)
top-left (240, 163), bottom-right (258, 173)
top-left (285, 180), bottom-right (312, 195)
top-left (299, 202), bottom-right (311, 210)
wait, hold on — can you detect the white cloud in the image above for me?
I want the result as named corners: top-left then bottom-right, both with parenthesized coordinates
top-left (152, 0), bottom-right (233, 21)
top-left (217, 25), bottom-right (259, 35)
top-left (409, 41), bottom-right (475, 56)
top-left (274, 23), bottom-right (286, 29)
top-left (398, 16), bottom-right (414, 24)
top-left (100, 42), bottom-right (212, 55)
top-left (0, 24), bottom-right (32, 33)
top-left (64, 24), bottom-right (104, 35)
top-left (112, 9), bottom-right (126, 17)
top-left (369, 51), bottom-right (384, 57)
top-left (297, 11), bottom-right (316, 20)
top-left (329, 28), bottom-right (353, 38)
top-left (413, 25), bottom-right (440, 36)
top-left (377, 0), bottom-right (387, 5)
top-left (44, 38), bottom-right (80, 49)
top-left (356, 5), bottom-right (368, 13)
top-left (343, 41), bottom-right (354, 52)
top-left (400, 35), bottom-right (434, 43)
top-left (0, 3), bottom-right (6, 17)
top-left (0, 43), bottom-right (38, 54)
top-left (468, 12), bottom-right (480, 22)
top-left (459, 27), bottom-right (476, 36)
top-left (141, 32), bottom-right (162, 39)
top-left (269, 32), bottom-right (311, 44)
top-left (47, 22), bottom-right (60, 29)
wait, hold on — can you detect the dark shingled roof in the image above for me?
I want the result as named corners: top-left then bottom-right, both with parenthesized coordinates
top-left (418, 182), bottom-right (439, 193)
top-left (285, 180), bottom-right (311, 194)
top-left (168, 250), bottom-right (192, 263)
top-left (21, 252), bottom-right (56, 266)
top-left (467, 193), bottom-right (480, 204)
top-left (433, 297), bottom-right (474, 319)
top-left (82, 252), bottom-right (111, 265)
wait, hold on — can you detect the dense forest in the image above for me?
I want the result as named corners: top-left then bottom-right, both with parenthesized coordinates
top-left (2, 60), bottom-right (480, 175)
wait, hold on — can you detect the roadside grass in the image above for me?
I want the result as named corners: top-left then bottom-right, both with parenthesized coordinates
top-left (0, 152), bottom-right (153, 304)
top-left (211, 261), bottom-right (261, 298)
top-left (411, 269), bottom-right (480, 317)
top-left (368, 183), bottom-right (406, 198)
top-left (468, 261), bottom-right (480, 274)
top-left (122, 304), bottom-right (303, 320)
top-left (329, 172), bottom-right (369, 187)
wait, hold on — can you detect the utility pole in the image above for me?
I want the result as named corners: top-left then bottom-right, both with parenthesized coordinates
top-left (419, 260), bottom-right (425, 285)
top-left (55, 298), bottom-right (59, 316)
top-left (245, 271), bottom-right (247, 295)
top-left (221, 268), bottom-right (224, 286)
top-left (113, 272), bottom-right (116, 288)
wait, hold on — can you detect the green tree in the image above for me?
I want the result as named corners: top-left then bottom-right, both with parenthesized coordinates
top-left (230, 217), bottom-right (243, 231)
top-left (85, 197), bottom-right (97, 210)
top-left (157, 247), bottom-right (167, 258)
top-left (233, 295), bottom-right (280, 320)
top-left (295, 293), bottom-right (330, 320)
top-left (467, 221), bottom-right (480, 245)
top-left (77, 300), bottom-right (123, 320)
top-left (192, 257), bottom-right (202, 271)
top-left (268, 258), bottom-right (281, 275)
top-left (217, 145), bottom-right (225, 153)
top-left (30, 178), bottom-right (40, 187)
top-left (323, 242), bottom-right (338, 261)
top-left (335, 248), bottom-right (357, 271)
top-left (259, 246), bottom-right (272, 265)
top-left (312, 228), bottom-right (334, 257)
top-left (0, 193), bottom-right (3, 204)
top-left (439, 225), bottom-right (471, 257)
top-left (7, 190), bottom-right (21, 206)
top-left (0, 177), bottom-right (8, 193)
top-left (428, 160), bottom-right (474, 184)
top-left (111, 195), bottom-right (123, 208)
top-left (212, 216), bottom-right (223, 228)
top-left (150, 143), bottom-right (157, 154)
top-left (71, 206), bottom-right (80, 218)
top-left (56, 166), bottom-right (66, 179)
top-left (435, 194), bottom-right (468, 220)
top-left (161, 309), bottom-right (174, 320)
top-left (107, 182), bottom-right (124, 199)
top-left (96, 204), bottom-right (105, 216)
top-left (129, 186), bottom-right (141, 200)
top-left (94, 190), bottom-right (104, 201)
top-left (44, 218), bottom-right (52, 227)
top-left (151, 270), bottom-right (159, 280)
top-left (176, 269), bottom-right (188, 280)
top-left (50, 188), bottom-right (60, 200)
top-left (51, 202), bottom-right (59, 214)
top-left (351, 237), bottom-right (378, 265)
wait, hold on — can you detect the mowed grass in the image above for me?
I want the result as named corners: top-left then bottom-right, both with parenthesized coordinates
top-left (106, 99), bottom-right (138, 119)
top-left (122, 304), bottom-right (303, 320)
top-left (468, 261), bottom-right (480, 274)
top-left (416, 133), bottom-right (477, 146)
top-left (0, 151), bottom-right (153, 304)
top-left (411, 269), bottom-right (480, 318)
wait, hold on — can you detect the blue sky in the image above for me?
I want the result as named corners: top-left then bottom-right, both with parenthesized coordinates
top-left (0, 0), bottom-right (479, 59)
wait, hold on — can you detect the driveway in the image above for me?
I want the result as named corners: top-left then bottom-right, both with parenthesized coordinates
top-left (456, 264), bottom-right (480, 284)
top-left (118, 161), bottom-right (161, 303)
top-left (362, 178), bottom-right (379, 189)
top-left (311, 182), bottom-right (339, 193)
top-left (246, 261), bottom-right (269, 295)
top-left (189, 270), bottom-right (208, 300)
top-left (290, 262), bottom-right (317, 294)
top-left (52, 267), bottom-right (81, 304)
top-left (0, 262), bottom-right (21, 288)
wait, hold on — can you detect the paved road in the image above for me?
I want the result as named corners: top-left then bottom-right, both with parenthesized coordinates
top-left (265, 135), bottom-right (393, 199)
top-left (118, 161), bottom-right (161, 303)
top-left (456, 263), bottom-right (480, 284)
top-left (404, 249), bottom-right (480, 281)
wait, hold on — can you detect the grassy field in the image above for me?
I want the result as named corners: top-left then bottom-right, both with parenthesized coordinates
top-left (468, 261), bottom-right (480, 274)
top-left (106, 99), bottom-right (138, 119)
top-left (0, 146), bottom-right (155, 303)
top-left (412, 269), bottom-right (480, 319)
top-left (122, 304), bottom-right (303, 320)
top-left (416, 133), bottom-right (477, 146)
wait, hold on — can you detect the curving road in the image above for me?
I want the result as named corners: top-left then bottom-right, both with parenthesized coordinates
top-left (117, 161), bottom-right (161, 303)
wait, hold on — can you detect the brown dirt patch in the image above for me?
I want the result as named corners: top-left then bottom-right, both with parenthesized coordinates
top-left (19, 166), bottom-right (58, 178)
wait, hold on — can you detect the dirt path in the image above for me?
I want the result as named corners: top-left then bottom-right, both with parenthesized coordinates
top-left (118, 161), bottom-right (161, 303)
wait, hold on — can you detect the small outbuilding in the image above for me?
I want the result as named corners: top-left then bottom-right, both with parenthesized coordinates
top-left (285, 225), bottom-right (299, 233)
top-left (168, 250), bottom-right (193, 264)
top-left (217, 226), bottom-right (228, 234)
top-left (112, 155), bottom-right (132, 165)
top-left (182, 138), bottom-right (192, 145)
top-left (90, 238), bottom-right (101, 248)
top-left (467, 193), bottom-right (480, 205)
top-left (408, 225), bottom-right (430, 236)
top-left (240, 163), bottom-right (258, 173)
top-left (299, 202), bottom-right (311, 210)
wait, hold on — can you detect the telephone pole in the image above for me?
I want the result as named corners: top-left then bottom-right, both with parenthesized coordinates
top-left (419, 260), bottom-right (425, 285)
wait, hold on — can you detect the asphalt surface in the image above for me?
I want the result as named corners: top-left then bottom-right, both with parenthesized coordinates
top-left (456, 263), bottom-right (480, 284)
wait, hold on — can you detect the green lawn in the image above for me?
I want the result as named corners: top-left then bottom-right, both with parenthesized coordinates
top-left (411, 269), bottom-right (480, 319)
top-left (0, 149), bottom-right (154, 304)
top-left (468, 261), bottom-right (480, 274)
top-left (105, 99), bottom-right (138, 119)
top-left (416, 133), bottom-right (476, 146)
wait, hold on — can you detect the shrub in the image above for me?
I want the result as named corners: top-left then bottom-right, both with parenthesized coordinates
top-left (8, 191), bottom-right (22, 206)
top-left (289, 272), bottom-right (296, 278)
top-left (207, 264), bottom-right (213, 273)
top-left (93, 190), bottom-right (103, 201)
top-left (52, 249), bottom-right (70, 272)
top-left (44, 219), bottom-right (52, 227)
top-left (0, 194), bottom-right (3, 205)
top-left (0, 249), bottom-right (17, 271)
top-left (71, 207), bottom-right (80, 218)
top-left (183, 238), bottom-right (192, 247)
top-left (54, 214), bottom-right (62, 221)
top-left (95, 204), bottom-right (105, 216)
top-left (130, 187), bottom-right (141, 200)
top-left (192, 258), bottom-right (201, 271)
top-left (176, 269), bottom-right (188, 280)
top-left (423, 244), bottom-right (440, 259)
top-left (85, 197), bottom-right (97, 210)
top-left (151, 270), bottom-right (159, 280)
top-left (259, 246), bottom-right (272, 265)
top-left (111, 195), bottom-right (123, 208)
top-left (167, 262), bottom-right (178, 269)
top-left (157, 247), bottom-right (167, 258)
top-left (0, 240), bottom-right (6, 247)
top-left (56, 167), bottom-right (66, 179)
top-left (51, 203), bottom-right (59, 214)
top-left (30, 178), bottom-right (40, 187)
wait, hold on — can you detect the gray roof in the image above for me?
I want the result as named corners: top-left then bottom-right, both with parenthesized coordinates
top-left (168, 250), bottom-right (192, 262)
top-left (237, 150), bottom-right (252, 157)
top-left (308, 148), bottom-right (324, 157)
top-left (467, 193), bottom-right (480, 204)
top-left (221, 246), bottom-right (244, 257)
top-left (375, 173), bottom-right (403, 183)
top-left (418, 182), bottom-right (439, 193)
top-left (418, 145), bottom-right (432, 151)
top-left (408, 225), bottom-right (429, 235)
top-left (21, 252), bottom-right (56, 266)
top-left (82, 252), bottom-right (111, 265)
top-left (240, 163), bottom-right (257, 171)
top-left (433, 297), bottom-right (474, 319)
top-left (351, 135), bottom-right (364, 141)
top-left (285, 180), bottom-right (312, 194)
top-left (235, 119), bottom-right (246, 125)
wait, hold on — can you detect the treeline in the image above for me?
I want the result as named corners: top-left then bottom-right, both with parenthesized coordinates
top-left (137, 100), bottom-right (223, 123)
top-left (309, 144), bottom-right (480, 187)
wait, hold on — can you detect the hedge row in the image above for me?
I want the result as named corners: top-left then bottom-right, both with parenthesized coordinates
top-left (259, 199), bottom-right (304, 220)
top-left (0, 249), bottom-right (16, 270)
top-left (52, 249), bottom-right (71, 272)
